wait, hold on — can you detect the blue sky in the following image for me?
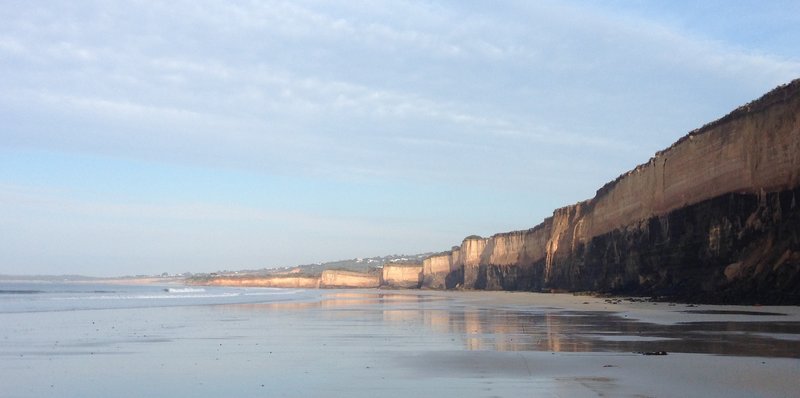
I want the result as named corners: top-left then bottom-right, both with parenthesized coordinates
top-left (1, 1), bottom-right (798, 276)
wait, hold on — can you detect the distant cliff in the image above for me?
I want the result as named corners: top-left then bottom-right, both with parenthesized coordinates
top-left (320, 270), bottom-right (381, 288)
top-left (382, 263), bottom-right (423, 288)
top-left (194, 275), bottom-right (320, 288)
top-left (424, 79), bottom-right (800, 304)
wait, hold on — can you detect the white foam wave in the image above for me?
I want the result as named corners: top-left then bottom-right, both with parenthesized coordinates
top-left (55, 292), bottom-right (241, 300)
top-left (165, 287), bottom-right (206, 293)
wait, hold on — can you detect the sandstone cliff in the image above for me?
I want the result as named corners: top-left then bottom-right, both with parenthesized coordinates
top-left (190, 80), bottom-right (799, 304)
top-left (192, 276), bottom-right (320, 288)
top-left (422, 251), bottom-right (456, 289)
top-left (423, 79), bottom-right (800, 304)
top-left (320, 270), bottom-right (381, 288)
top-left (382, 263), bottom-right (423, 288)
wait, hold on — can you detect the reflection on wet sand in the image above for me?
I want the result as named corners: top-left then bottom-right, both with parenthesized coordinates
top-left (220, 292), bottom-right (800, 358)
top-left (222, 292), bottom-right (448, 312)
top-left (427, 309), bottom-right (594, 352)
top-left (422, 308), bottom-right (800, 357)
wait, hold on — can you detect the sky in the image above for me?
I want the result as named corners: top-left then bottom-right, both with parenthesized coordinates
top-left (1, 1), bottom-right (799, 277)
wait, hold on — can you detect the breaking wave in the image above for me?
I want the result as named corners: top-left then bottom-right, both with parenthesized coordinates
top-left (164, 287), bottom-right (206, 293)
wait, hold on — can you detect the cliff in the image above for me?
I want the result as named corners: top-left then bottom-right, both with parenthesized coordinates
top-left (190, 270), bottom-right (384, 289)
top-left (382, 263), bottom-right (423, 288)
top-left (422, 79), bottom-right (800, 304)
top-left (189, 79), bottom-right (799, 304)
top-left (191, 276), bottom-right (320, 289)
top-left (319, 270), bottom-right (381, 288)
top-left (422, 251), bottom-right (456, 289)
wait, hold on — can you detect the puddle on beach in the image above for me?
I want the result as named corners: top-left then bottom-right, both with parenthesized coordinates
top-left (224, 292), bottom-right (800, 358)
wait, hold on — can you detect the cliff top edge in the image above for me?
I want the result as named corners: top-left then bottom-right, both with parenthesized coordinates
top-left (594, 78), bottom-right (800, 200)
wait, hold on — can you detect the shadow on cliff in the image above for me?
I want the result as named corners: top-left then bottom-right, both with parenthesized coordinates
top-left (544, 188), bottom-right (800, 304)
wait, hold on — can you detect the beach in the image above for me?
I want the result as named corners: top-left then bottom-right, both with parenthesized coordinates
top-left (1, 284), bottom-right (798, 397)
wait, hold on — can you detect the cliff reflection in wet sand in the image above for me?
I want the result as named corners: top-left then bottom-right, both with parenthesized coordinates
top-left (223, 291), bottom-right (800, 358)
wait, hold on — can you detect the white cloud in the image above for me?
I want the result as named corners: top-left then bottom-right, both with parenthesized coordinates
top-left (4, 0), bottom-right (794, 187)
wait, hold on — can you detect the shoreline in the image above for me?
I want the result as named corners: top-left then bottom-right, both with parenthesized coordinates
top-left (313, 288), bottom-right (800, 325)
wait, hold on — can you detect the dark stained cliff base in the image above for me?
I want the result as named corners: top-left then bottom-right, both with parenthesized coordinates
top-left (469, 188), bottom-right (800, 304)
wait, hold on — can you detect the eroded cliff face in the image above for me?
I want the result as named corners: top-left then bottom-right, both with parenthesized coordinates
top-left (585, 83), bottom-right (800, 240)
top-left (422, 253), bottom-right (452, 289)
top-left (382, 264), bottom-right (423, 288)
top-left (477, 223), bottom-right (552, 291)
top-left (421, 79), bottom-right (800, 303)
top-left (458, 237), bottom-right (488, 289)
top-left (320, 270), bottom-right (381, 288)
top-left (543, 188), bottom-right (800, 303)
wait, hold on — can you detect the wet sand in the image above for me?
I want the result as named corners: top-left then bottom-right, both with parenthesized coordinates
top-left (1, 289), bottom-right (798, 397)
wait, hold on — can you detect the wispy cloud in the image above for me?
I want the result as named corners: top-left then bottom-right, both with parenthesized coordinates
top-left (1, 1), bottom-right (798, 275)
top-left (4, 0), bottom-right (794, 180)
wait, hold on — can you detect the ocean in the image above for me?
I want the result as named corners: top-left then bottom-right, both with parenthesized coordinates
top-left (1, 281), bottom-right (798, 397)
top-left (0, 282), bottom-right (316, 313)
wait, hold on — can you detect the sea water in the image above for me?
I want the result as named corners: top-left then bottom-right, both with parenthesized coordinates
top-left (0, 281), bottom-right (315, 313)
top-left (0, 281), bottom-right (331, 397)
